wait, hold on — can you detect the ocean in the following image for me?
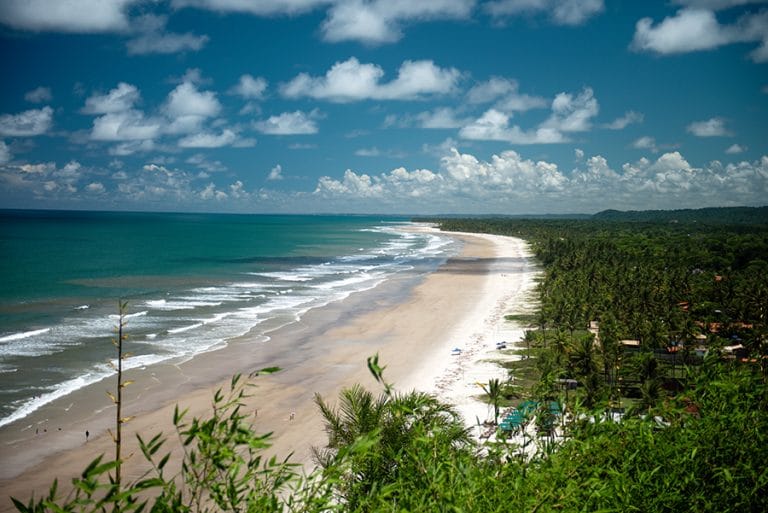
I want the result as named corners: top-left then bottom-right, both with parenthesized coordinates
top-left (0, 210), bottom-right (458, 429)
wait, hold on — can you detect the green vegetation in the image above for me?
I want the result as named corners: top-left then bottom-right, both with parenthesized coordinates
top-left (13, 208), bottom-right (768, 512)
top-left (502, 313), bottom-right (536, 323)
top-left (107, 301), bottom-right (130, 490)
top-left (592, 205), bottom-right (768, 224)
top-left (437, 214), bottom-right (767, 406)
top-left (312, 355), bottom-right (472, 511)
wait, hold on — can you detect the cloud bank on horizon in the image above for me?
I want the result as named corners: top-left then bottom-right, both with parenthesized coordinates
top-left (0, 0), bottom-right (766, 214)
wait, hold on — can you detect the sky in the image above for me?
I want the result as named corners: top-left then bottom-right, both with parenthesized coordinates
top-left (0, 0), bottom-right (766, 215)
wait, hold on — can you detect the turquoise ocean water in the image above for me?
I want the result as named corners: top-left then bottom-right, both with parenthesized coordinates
top-left (0, 210), bottom-right (458, 428)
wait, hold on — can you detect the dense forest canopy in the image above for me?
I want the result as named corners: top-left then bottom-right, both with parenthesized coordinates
top-left (432, 211), bottom-right (768, 356)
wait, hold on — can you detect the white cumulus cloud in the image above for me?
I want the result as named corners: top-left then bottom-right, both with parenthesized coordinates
top-left (0, 0), bottom-right (135, 32)
top-left (604, 111), bottom-right (644, 130)
top-left (726, 143), bottom-right (747, 153)
top-left (0, 160), bottom-right (91, 199)
top-left (109, 140), bottom-right (155, 156)
top-left (632, 136), bottom-right (658, 152)
top-left (310, 147), bottom-right (768, 213)
top-left (171, 0), bottom-right (474, 45)
top-left (231, 74), bottom-right (268, 99)
top-left (187, 153), bottom-right (227, 172)
top-left (315, 169), bottom-right (386, 198)
top-left (0, 141), bottom-right (11, 164)
top-left (253, 111), bottom-right (319, 135)
top-left (164, 81), bottom-right (221, 118)
top-left (466, 77), bottom-right (546, 112)
top-left (542, 87), bottom-right (599, 132)
top-left (687, 117), bottom-right (730, 136)
top-left (83, 84), bottom-right (158, 144)
top-left (672, 1), bottom-right (768, 10)
top-left (229, 180), bottom-right (249, 199)
top-left (171, 0), bottom-right (332, 16)
top-left (86, 182), bottom-right (106, 194)
top-left (199, 182), bottom-right (228, 200)
top-left (268, 164), bottom-right (284, 180)
top-left (162, 79), bottom-right (222, 135)
top-left (485, 0), bottom-right (604, 25)
top-left (417, 107), bottom-right (468, 129)
top-left (632, 7), bottom-right (768, 62)
top-left (321, 0), bottom-right (474, 44)
top-left (280, 57), bottom-right (461, 102)
top-left (460, 108), bottom-right (567, 144)
top-left (467, 77), bottom-right (518, 103)
top-left (91, 110), bottom-right (161, 141)
top-left (0, 106), bottom-right (53, 136)
top-left (110, 162), bottom-right (232, 205)
top-left (632, 9), bottom-right (731, 53)
top-left (355, 147), bottom-right (381, 157)
top-left (126, 14), bottom-right (208, 55)
top-left (460, 87), bottom-right (597, 144)
top-left (127, 30), bottom-right (208, 55)
top-left (25, 86), bottom-right (52, 103)
top-left (83, 82), bottom-right (140, 114)
top-left (178, 129), bottom-right (238, 148)
top-left (440, 148), bottom-right (567, 191)
top-left (80, 79), bottom-right (246, 150)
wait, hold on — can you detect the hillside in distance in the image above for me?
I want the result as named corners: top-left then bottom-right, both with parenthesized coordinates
top-left (593, 206), bottom-right (768, 224)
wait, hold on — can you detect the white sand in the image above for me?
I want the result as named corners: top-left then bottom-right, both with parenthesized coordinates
top-left (401, 230), bottom-right (540, 433)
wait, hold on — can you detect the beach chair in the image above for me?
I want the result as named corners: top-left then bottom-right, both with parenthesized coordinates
top-left (519, 400), bottom-right (539, 418)
top-left (500, 410), bottom-right (524, 433)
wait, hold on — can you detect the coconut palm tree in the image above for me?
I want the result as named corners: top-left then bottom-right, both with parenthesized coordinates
top-left (480, 378), bottom-right (503, 425)
top-left (313, 384), bottom-right (387, 465)
top-left (633, 351), bottom-right (659, 384)
top-left (570, 334), bottom-right (601, 408)
top-left (313, 379), bottom-right (471, 508)
top-left (523, 330), bottom-right (536, 360)
top-left (637, 378), bottom-right (663, 414)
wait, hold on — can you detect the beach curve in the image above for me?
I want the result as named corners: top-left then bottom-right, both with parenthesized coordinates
top-left (0, 228), bottom-right (538, 510)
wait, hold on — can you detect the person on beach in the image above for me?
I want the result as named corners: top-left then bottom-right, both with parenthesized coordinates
top-left (290, 411), bottom-right (295, 421)
top-left (85, 430), bottom-right (89, 442)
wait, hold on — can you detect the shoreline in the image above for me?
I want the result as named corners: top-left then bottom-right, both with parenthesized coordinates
top-left (0, 229), bottom-right (538, 510)
top-left (403, 230), bottom-right (538, 431)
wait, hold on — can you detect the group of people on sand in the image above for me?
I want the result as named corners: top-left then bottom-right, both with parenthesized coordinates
top-left (34, 425), bottom-right (90, 441)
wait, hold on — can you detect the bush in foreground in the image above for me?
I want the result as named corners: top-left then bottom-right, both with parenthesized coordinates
top-left (13, 357), bottom-right (768, 512)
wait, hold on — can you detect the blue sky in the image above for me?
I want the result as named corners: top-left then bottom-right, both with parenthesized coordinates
top-left (0, 0), bottom-right (766, 215)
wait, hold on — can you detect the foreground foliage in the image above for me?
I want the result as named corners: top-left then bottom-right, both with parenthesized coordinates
top-left (13, 372), bottom-right (302, 513)
top-left (15, 358), bottom-right (767, 512)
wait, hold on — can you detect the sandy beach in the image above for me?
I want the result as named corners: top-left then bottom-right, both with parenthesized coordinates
top-left (0, 228), bottom-right (538, 510)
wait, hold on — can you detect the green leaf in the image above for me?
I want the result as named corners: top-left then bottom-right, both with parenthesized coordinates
top-left (84, 460), bottom-right (118, 479)
top-left (10, 496), bottom-right (31, 512)
top-left (80, 455), bottom-right (105, 478)
top-left (253, 366), bottom-right (281, 376)
top-left (158, 452), bottom-right (171, 470)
